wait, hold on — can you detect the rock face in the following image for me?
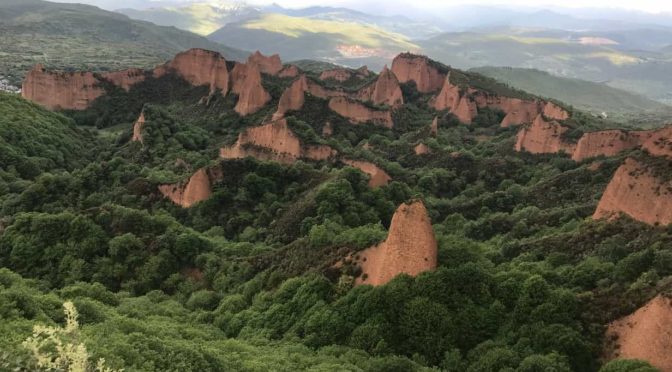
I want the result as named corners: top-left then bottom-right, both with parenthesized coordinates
top-left (232, 63), bottom-right (271, 116)
top-left (220, 119), bottom-right (336, 164)
top-left (515, 115), bottom-right (576, 155)
top-left (605, 295), bottom-right (672, 371)
top-left (414, 143), bottom-right (430, 155)
top-left (274, 75), bottom-right (308, 120)
top-left (471, 92), bottom-right (570, 127)
top-left (342, 159), bottom-right (391, 188)
top-left (159, 168), bottom-right (214, 208)
top-left (247, 51), bottom-right (283, 75)
top-left (571, 130), bottom-right (650, 162)
top-left (22, 64), bottom-right (105, 110)
top-left (430, 117), bottom-right (438, 137)
top-left (319, 66), bottom-right (370, 82)
top-left (103, 68), bottom-right (147, 91)
top-left (391, 53), bottom-right (445, 93)
top-left (328, 97), bottom-right (393, 128)
top-left (131, 111), bottom-right (146, 144)
top-left (352, 200), bottom-right (437, 286)
top-left (641, 126), bottom-right (672, 158)
top-left (433, 74), bottom-right (477, 123)
top-left (279, 65), bottom-right (300, 78)
top-left (593, 158), bottom-right (672, 225)
top-left (543, 101), bottom-right (570, 121)
top-left (357, 66), bottom-right (404, 107)
top-left (156, 48), bottom-right (229, 95)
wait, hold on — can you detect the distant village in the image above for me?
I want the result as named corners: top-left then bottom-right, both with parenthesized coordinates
top-left (0, 76), bottom-right (20, 93)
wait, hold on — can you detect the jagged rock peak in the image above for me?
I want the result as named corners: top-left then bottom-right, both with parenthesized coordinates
top-left (350, 200), bottom-right (438, 286)
top-left (247, 50), bottom-right (283, 76)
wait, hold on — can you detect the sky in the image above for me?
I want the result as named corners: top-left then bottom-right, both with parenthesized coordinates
top-left (56, 0), bottom-right (672, 13)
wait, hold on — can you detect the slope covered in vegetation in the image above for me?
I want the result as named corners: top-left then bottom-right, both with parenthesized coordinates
top-left (2, 49), bottom-right (671, 371)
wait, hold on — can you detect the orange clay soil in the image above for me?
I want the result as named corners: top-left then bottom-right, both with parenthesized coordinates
top-left (342, 159), bottom-right (392, 188)
top-left (593, 158), bottom-right (672, 226)
top-left (605, 295), bottom-right (672, 371)
top-left (350, 200), bottom-right (437, 286)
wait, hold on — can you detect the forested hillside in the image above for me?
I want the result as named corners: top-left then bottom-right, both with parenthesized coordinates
top-left (1, 49), bottom-right (671, 372)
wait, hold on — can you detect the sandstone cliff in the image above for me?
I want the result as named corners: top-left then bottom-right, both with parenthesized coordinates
top-left (356, 66), bottom-right (404, 107)
top-left (155, 48), bottom-right (229, 95)
top-left (605, 295), bottom-right (672, 371)
top-left (343, 159), bottom-right (392, 188)
top-left (391, 54), bottom-right (445, 93)
top-left (232, 63), bottom-right (272, 116)
top-left (414, 143), bottom-right (431, 155)
top-left (430, 117), bottom-right (439, 137)
top-left (278, 65), bottom-right (300, 78)
top-left (22, 64), bottom-right (105, 110)
top-left (328, 97), bottom-right (393, 128)
top-left (319, 66), bottom-right (370, 82)
top-left (571, 130), bottom-right (650, 162)
top-left (433, 74), bottom-right (477, 123)
top-left (131, 111), bottom-right (146, 144)
top-left (641, 126), bottom-right (672, 158)
top-left (274, 75), bottom-right (308, 120)
top-left (593, 158), bottom-right (672, 225)
top-left (220, 119), bottom-right (337, 164)
top-left (515, 115), bottom-right (576, 155)
top-left (247, 51), bottom-right (283, 75)
top-left (159, 168), bottom-right (214, 208)
top-left (351, 200), bottom-right (437, 286)
top-left (102, 68), bottom-right (147, 91)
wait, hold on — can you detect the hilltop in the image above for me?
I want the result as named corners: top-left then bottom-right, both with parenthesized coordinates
top-left (0, 0), bottom-right (248, 86)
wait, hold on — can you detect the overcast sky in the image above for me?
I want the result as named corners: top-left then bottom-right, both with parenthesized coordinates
top-left (57, 0), bottom-right (672, 13)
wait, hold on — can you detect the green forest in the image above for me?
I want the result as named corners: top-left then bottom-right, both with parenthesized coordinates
top-left (0, 55), bottom-right (670, 372)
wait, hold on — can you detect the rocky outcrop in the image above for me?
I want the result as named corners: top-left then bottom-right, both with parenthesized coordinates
top-left (247, 51), bottom-right (282, 75)
top-left (356, 66), bottom-right (404, 107)
top-left (342, 159), bottom-right (391, 188)
top-left (159, 168), bottom-right (216, 208)
top-left (155, 48), bottom-right (229, 95)
top-left (414, 143), bottom-right (430, 155)
top-left (433, 74), bottom-right (477, 123)
top-left (220, 119), bottom-right (336, 164)
top-left (593, 158), bottom-right (672, 226)
top-left (322, 122), bottom-right (334, 137)
top-left (516, 123), bottom-right (672, 162)
top-left (471, 92), bottom-right (570, 127)
top-left (102, 68), bottom-right (147, 91)
top-left (641, 126), bottom-right (672, 158)
top-left (430, 117), bottom-right (439, 137)
top-left (571, 130), bottom-right (651, 162)
top-left (22, 64), bottom-right (105, 110)
top-left (350, 200), bottom-right (437, 286)
top-left (279, 65), bottom-right (300, 78)
top-left (131, 111), bottom-right (146, 144)
top-left (328, 97), bottom-right (393, 128)
top-left (232, 63), bottom-right (271, 116)
top-left (605, 295), bottom-right (672, 371)
top-left (274, 75), bottom-right (308, 120)
top-left (515, 115), bottom-right (576, 155)
top-left (543, 101), bottom-right (570, 121)
top-left (391, 53), bottom-right (445, 93)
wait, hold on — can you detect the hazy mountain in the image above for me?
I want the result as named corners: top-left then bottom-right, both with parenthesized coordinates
top-left (0, 0), bottom-right (248, 86)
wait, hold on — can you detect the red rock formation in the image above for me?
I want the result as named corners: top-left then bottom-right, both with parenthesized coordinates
top-left (433, 74), bottom-right (477, 124)
top-left (414, 143), bottom-right (431, 155)
top-left (391, 53), bottom-right (445, 93)
top-left (357, 65), bottom-right (404, 107)
top-left (430, 117), bottom-right (439, 137)
top-left (220, 119), bottom-right (337, 164)
top-left (233, 63), bottom-right (271, 116)
top-left (22, 64), bottom-right (105, 110)
top-left (155, 48), bottom-right (229, 95)
top-left (247, 51), bottom-right (283, 75)
top-left (328, 97), bottom-right (393, 128)
top-left (278, 65), bottom-right (300, 78)
top-left (593, 158), bottom-right (672, 225)
top-left (351, 200), bottom-right (437, 286)
top-left (343, 159), bottom-right (391, 188)
top-left (515, 115), bottom-right (576, 155)
top-left (322, 122), bottom-right (334, 137)
top-left (102, 68), bottom-right (146, 91)
top-left (605, 295), bottom-right (672, 371)
top-left (131, 111), bottom-right (146, 144)
top-left (274, 75), bottom-right (308, 120)
top-left (320, 68), bottom-right (353, 82)
top-left (543, 101), bottom-right (570, 121)
top-left (641, 126), bottom-right (672, 158)
top-left (572, 130), bottom-right (650, 162)
top-left (159, 168), bottom-right (214, 208)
